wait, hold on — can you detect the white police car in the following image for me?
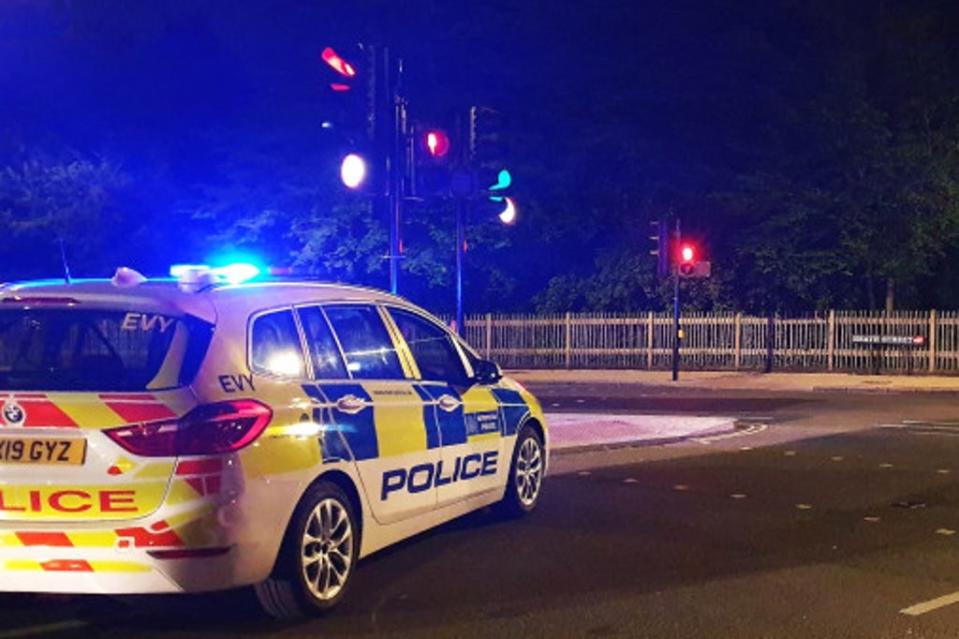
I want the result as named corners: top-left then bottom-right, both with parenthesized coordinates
top-left (0, 266), bottom-right (547, 617)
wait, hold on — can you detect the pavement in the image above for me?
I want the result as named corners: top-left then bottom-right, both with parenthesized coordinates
top-left (547, 412), bottom-right (738, 452)
top-left (512, 369), bottom-right (959, 394)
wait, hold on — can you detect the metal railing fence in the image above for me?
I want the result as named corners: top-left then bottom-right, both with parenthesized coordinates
top-left (455, 310), bottom-right (959, 374)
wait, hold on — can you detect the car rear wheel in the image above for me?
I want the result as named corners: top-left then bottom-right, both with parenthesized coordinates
top-left (254, 481), bottom-right (358, 619)
top-left (499, 426), bottom-right (545, 517)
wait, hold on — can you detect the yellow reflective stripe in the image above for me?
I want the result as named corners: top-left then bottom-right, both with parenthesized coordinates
top-left (467, 432), bottom-right (501, 442)
top-left (460, 386), bottom-right (499, 413)
top-left (5, 560), bottom-right (42, 571)
top-left (147, 324), bottom-right (190, 390)
top-left (47, 394), bottom-right (126, 428)
top-left (88, 560), bottom-right (150, 573)
top-left (134, 461), bottom-right (175, 479)
top-left (66, 531), bottom-right (118, 548)
top-left (378, 306), bottom-right (420, 379)
top-left (366, 384), bottom-right (427, 456)
top-left (0, 533), bottom-right (21, 547)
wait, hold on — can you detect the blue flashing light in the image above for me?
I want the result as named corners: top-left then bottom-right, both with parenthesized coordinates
top-left (169, 264), bottom-right (208, 278)
top-left (214, 263), bottom-right (261, 284)
top-left (169, 261), bottom-right (263, 285)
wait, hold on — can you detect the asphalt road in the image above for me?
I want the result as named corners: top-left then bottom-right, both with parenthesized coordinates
top-left (2, 386), bottom-right (958, 638)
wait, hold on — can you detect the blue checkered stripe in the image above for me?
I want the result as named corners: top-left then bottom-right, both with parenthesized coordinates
top-left (302, 383), bottom-right (532, 463)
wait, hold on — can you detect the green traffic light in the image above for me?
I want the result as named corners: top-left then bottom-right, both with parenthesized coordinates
top-left (489, 169), bottom-right (511, 202)
top-left (490, 169), bottom-right (511, 191)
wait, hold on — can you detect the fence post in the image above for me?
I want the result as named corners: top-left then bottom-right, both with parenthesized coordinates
top-left (564, 312), bottom-right (572, 370)
top-left (734, 313), bottom-right (742, 369)
top-left (647, 311), bottom-right (655, 369)
top-left (930, 309), bottom-right (938, 373)
top-left (765, 314), bottom-right (775, 373)
top-left (827, 310), bottom-right (835, 371)
top-left (485, 313), bottom-right (493, 359)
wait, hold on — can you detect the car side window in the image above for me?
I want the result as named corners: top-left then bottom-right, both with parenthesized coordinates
top-left (297, 306), bottom-right (348, 380)
top-left (250, 309), bottom-right (305, 377)
top-left (323, 305), bottom-right (404, 380)
top-left (389, 308), bottom-right (469, 385)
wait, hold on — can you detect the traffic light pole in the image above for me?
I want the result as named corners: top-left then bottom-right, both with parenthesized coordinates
top-left (387, 56), bottom-right (406, 295)
top-left (455, 196), bottom-right (467, 337)
top-left (672, 218), bottom-right (682, 382)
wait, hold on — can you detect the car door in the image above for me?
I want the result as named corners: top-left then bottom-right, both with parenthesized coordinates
top-left (304, 304), bottom-right (439, 525)
top-left (385, 307), bottom-right (504, 506)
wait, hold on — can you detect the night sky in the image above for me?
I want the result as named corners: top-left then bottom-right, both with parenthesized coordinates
top-left (3, 2), bottom-right (959, 312)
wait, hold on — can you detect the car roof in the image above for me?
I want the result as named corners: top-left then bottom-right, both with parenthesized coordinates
top-left (0, 278), bottom-right (419, 323)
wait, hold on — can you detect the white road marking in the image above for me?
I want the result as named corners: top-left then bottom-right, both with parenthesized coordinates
top-left (935, 528), bottom-right (956, 536)
top-left (622, 478), bottom-right (638, 484)
top-left (796, 503), bottom-right (814, 510)
top-left (730, 493), bottom-right (747, 499)
top-left (784, 450), bottom-right (797, 456)
top-left (900, 591), bottom-right (959, 616)
top-left (673, 484), bottom-right (689, 491)
top-left (864, 516), bottom-right (881, 523)
top-left (937, 469), bottom-right (951, 475)
top-left (577, 471), bottom-right (591, 477)
top-left (879, 463), bottom-right (894, 469)
top-left (831, 456), bottom-right (844, 462)
top-left (0, 621), bottom-right (88, 639)
top-left (693, 423), bottom-right (767, 445)
top-left (575, 399), bottom-right (585, 404)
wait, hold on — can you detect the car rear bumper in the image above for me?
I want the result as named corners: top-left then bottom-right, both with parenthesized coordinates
top-left (0, 544), bottom-right (260, 594)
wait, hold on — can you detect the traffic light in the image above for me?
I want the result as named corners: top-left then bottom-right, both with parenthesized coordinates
top-left (414, 126), bottom-right (453, 196)
top-left (424, 130), bottom-right (450, 158)
top-left (320, 44), bottom-right (376, 139)
top-left (649, 217), bottom-right (669, 279)
top-left (497, 197), bottom-right (517, 224)
top-left (339, 153), bottom-right (368, 189)
top-left (469, 106), bottom-right (508, 168)
top-left (676, 242), bottom-right (711, 279)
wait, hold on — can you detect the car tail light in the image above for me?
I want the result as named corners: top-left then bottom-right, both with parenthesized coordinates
top-left (104, 400), bottom-right (272, 457)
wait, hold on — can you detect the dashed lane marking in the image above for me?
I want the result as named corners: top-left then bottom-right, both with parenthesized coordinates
top-left (784, 450), bottom-right (797, 456)
top-left (900, 591), bottom-right (959, 616)
top-left (693, 423), bottom-right (767, 445)
top-left (879, 463), bottom-right (894, 469)
top-left (622, 478), bottom-right (638, 484)
top-left (883, 422), bottom-right (959, 437)
top-left (864, 516), bottom-right (881, 523)
top-left (935, 528), bottom-right (956, 536)
top-left (938, 469), bottom-right (951, 475)
top-left (831, 456), bottom-right (844, 462)
top-left (796, 504), bottom-right (814, 510)
top-left (673, 484), bottom-right (689, 491)
top-left (730, 493), bottom-right (747, 499)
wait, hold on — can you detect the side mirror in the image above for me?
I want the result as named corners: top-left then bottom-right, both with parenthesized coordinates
top-left (472, 359), bottom-right (503, 385)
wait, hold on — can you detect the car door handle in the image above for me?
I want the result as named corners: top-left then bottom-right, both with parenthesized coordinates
top-left (335, 395), bottom-right (368, 415)
top-left (436, 394), bottom-right (462, 412)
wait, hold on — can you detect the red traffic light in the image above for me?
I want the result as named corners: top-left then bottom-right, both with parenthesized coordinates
top-left (425, 130), bottom-right (450, 158)
top-left (680, 244), bottom-right (695, 263)
top-left (321, 47), bottom-right (357, 78)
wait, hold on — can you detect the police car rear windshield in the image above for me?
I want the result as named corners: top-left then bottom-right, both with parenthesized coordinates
top-left (0, 308), bottom-right (212, 391)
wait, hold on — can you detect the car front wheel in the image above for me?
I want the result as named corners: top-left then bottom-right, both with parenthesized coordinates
top-left (500, 426), bottom-right (545, 517)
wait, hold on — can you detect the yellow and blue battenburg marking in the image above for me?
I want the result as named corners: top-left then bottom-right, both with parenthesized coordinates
top-left (491, 388), bottom-right (530, 436)
top-left (301, 382), bottom-right (533, 463)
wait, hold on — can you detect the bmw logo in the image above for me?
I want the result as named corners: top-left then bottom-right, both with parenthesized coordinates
top-left (2, 401), bottom-right (25, 426)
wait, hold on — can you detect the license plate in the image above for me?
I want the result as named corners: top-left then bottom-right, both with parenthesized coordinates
top-left (0, 437), bottom-right (86, 466)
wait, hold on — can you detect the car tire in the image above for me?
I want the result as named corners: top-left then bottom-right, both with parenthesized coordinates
top-left (499, 425), bottom-right (545, 517)
top-left (254, 481), bottom-right (359, 619)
